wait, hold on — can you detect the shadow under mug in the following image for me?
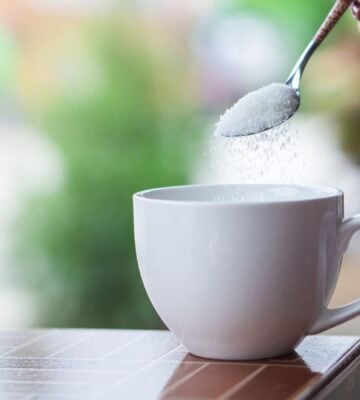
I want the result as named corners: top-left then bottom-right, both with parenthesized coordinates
top-left (133, 184), bottom-right (360, 360)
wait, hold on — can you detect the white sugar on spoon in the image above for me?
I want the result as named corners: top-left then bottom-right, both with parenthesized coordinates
top-left (216, 0), bottom-right (352, 137)
top-left (215, 83), bottom-right (299, 137)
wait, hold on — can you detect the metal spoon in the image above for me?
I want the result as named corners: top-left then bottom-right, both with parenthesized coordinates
top-left (286, 0), bottom-right (352, 93)
top-left (217, 0), bottom-right (353, 137)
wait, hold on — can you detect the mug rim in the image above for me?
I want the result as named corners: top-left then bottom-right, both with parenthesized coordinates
top-left (133, 183), bottom-right (343, 206)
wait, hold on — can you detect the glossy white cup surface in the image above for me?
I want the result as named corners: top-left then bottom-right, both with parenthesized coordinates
top-left (133, 184), bottom-right (360, 360)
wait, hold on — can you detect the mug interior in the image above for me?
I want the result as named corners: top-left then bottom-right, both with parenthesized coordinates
top-left (136, 184), bottom-right (342, 204)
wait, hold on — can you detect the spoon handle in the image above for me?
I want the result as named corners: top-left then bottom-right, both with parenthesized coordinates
top-left (286, 0), bottom-right (352, 88)
top-left (315, 0), bottom-right (353, 43)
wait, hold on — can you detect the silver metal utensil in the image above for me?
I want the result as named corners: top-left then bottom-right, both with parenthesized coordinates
top-left (286, 0), bottom-right (353, 93)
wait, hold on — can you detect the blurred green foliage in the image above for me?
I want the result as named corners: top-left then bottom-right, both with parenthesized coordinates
top-left (15, 23), bottom-right (200, 328)
top-left (340, 107), bottom-right (360, 163)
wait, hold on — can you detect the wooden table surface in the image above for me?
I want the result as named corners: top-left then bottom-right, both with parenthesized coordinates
top-left (0, 330), bottom-right (357, 399)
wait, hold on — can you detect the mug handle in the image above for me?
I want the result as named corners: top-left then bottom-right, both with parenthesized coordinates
top-left (308, 215), bottom-right (360, 334)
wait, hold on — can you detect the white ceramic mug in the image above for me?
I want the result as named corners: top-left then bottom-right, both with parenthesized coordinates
top-left (133, 184), bottom-right (360, 360)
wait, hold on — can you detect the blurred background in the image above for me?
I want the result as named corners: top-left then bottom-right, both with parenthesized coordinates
top-left (0, 0), bottom-right (359, 333)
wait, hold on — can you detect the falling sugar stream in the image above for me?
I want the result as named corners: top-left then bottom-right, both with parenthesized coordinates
top-left (207, 121), bottom-right (306, 190)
